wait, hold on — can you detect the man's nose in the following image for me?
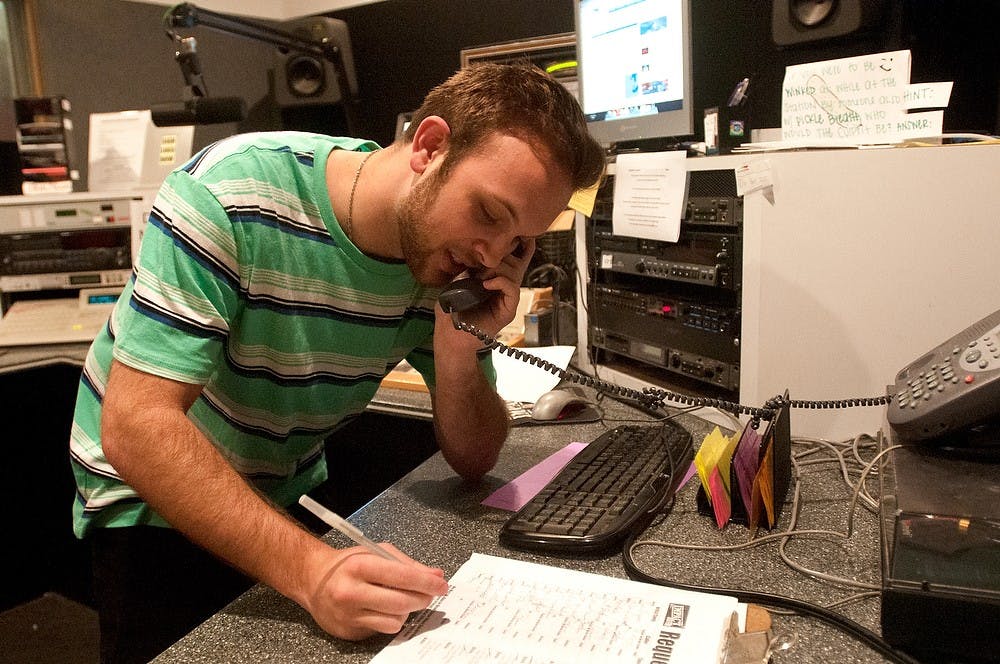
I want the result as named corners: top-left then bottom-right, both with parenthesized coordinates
top-left (474, 236), bottom-right (518, 269)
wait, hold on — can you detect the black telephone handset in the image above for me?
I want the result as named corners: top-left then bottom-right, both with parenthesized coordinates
top-left (887, 308), bottom-right (1000, 442)
top-left (438, 241), bottom-right (529, 314)
top-left (438, 277), bottom-right (494, 313)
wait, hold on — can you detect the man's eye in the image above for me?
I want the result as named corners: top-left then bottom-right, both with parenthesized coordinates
top-left (480, 205), bottom-right (499, 224)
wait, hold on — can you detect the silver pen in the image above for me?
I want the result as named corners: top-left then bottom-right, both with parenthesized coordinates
top-left (298, 495), bottom-right (401, 562)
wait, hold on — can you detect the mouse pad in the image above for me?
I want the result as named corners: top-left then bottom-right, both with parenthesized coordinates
top-left (507, 401), bottom-right (602, 426)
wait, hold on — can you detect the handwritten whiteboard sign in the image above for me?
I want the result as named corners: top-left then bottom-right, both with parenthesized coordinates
top-left (781, 50), bottom-right (942, 145)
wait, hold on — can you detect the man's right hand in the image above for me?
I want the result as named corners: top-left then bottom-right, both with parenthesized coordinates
top-left (303, 543), bottom-right (449, 640)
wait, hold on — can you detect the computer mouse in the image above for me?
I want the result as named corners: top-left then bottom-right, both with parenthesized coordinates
top-left (531, 388), bottom-right (592, 422)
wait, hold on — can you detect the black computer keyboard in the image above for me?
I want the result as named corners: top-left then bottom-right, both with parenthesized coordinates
top-left (499, 422), bottom-right (694, 554)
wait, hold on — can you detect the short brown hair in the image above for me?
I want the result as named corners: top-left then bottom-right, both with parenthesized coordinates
top-left (403, 63), bottom-right (605, 191)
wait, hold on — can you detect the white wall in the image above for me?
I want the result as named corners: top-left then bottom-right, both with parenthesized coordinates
top-left (740, 143), bottom-right (999, 439)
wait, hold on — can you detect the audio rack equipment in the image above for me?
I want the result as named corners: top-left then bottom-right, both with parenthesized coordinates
top-left (586, 168), bottom-right (743, 397)
top-left (0, 193), bottom-right (137, 310)
top-left (591, 228), bottom-right (741, 290)
top-left (588, 283), bottom-right (740, 391)
top-left (0, 226), bottom-right (132, 292)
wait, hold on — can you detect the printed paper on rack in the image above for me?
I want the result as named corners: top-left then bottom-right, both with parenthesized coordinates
top-left (611, 150), bottom-right (688, 243)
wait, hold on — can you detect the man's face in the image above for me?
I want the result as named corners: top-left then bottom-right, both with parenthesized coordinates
top-left (396, 132), bottom-right (573, 287)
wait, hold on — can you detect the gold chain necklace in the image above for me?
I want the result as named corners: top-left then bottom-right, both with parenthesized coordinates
top-left (345, 150), bottom-right (377, 241)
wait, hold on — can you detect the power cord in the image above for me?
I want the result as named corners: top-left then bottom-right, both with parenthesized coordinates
top-left (451, 318), bottom-right (894, 426)
top-left (621, 436), bottom-right (917, 663)
top-left (453, 316), bottom-right (911, 660)
top-left (621, 532), bottom-right (920, 664)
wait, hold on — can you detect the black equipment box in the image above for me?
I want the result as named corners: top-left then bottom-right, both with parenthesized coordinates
top-left (879, 428), bottom-right (1000, 662)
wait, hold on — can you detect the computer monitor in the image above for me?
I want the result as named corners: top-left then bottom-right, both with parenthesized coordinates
top-left (575, 0), bottom-right (694, 148)
top-left (394, 112), bottom-right (413, 140)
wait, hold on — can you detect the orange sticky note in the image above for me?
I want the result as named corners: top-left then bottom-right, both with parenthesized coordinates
top-left (747, 435), bottom-right (777, 531)
top-left (749, 436), bottom-right (776, 535)
top-left (758, 436), bottom-right (776, 528)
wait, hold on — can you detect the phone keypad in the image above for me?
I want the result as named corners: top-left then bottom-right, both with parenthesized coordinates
top-left (959, 324), bottom-right (1000, 373)
top-left (896, 362), bottom-right (959, 410)
top-left (897, 327), bottom-right (1000, 411)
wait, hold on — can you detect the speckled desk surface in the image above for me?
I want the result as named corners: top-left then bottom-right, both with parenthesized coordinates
top-left (154, 389), bottom-right (892, 664)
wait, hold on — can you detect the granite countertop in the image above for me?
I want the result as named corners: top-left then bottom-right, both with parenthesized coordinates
top-left (153, 390), bottom-right (893, 663)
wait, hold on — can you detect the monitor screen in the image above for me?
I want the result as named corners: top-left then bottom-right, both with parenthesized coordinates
top-left (575, 0), bottom-right (693, 147)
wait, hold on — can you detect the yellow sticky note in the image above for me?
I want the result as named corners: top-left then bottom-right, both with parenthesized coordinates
top-left (694, 427), bottom-right (730, 504)
top-left (568, 181), bottom-right (599, 217)
top-left (716, 428), bottom-right (740, 494)
top-left (694, 426), bottom-right (741, 504)
top-left (547, 209), bottom-right (576, 231)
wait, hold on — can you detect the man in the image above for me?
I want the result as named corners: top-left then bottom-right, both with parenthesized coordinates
top-left (69, 62), bottom-right (605, 663)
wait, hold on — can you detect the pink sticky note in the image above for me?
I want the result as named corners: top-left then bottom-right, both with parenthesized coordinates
top-left (482, 442), bottom-right (588, 511)
top-left (708, 466), bottom-right (731, 529)
top-left (678, 461), bottom-right (698, 489)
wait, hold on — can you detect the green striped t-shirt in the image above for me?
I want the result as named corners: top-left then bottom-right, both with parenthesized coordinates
top-left (70, 131), bottom-right (476, 538)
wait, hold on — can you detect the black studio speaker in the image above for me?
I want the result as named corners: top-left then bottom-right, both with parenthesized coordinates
top-left (772, 0), bottom-right (886, 46)
top-left (274, 17), bottom-right (358, 107)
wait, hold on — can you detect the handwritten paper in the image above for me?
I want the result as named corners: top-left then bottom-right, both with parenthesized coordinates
top-left (734, 159), bottom-right (773, 197)
top-left (372, 553), bottom-right (738, 664)
top-left (781, 49), bottom-right (945, 145)
top-left (904, 81), bottom-right (953, 110)
top-left (612, 150), bottom-right (688, 243)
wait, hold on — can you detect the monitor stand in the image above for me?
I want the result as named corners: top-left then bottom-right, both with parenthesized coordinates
top-left (610, 135), bottom-right (696, 156)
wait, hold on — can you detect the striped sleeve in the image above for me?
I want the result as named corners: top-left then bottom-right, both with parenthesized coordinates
top-left (111, 168), bottom-right (238, 383)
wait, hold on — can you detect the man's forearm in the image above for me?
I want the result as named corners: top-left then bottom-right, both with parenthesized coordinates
top-left (431, 346), bottom-right (510, 480)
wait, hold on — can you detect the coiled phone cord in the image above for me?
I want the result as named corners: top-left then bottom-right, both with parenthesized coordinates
top-left (451, 318), bottom-right (894, 426)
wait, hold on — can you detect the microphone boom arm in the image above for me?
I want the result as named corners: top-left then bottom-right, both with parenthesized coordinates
top-left (175, 37), bottom-right (208, 98)
top-left (165, 2), bottom-right (360, 135)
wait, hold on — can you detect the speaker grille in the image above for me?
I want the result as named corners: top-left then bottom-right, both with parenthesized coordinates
top-left (689, 169), bottom-right (738, 198)
top-left (772, 0), bottom-right (885, 46)
top-left (274, 18), bottom-right (356, 108)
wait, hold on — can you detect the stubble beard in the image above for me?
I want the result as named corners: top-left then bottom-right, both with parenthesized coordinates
top-left (395, 168), bottom-right (454, 287)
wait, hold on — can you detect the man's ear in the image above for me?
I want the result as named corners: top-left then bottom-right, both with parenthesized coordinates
top-left (409, 116), bottom-right (451, 174)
